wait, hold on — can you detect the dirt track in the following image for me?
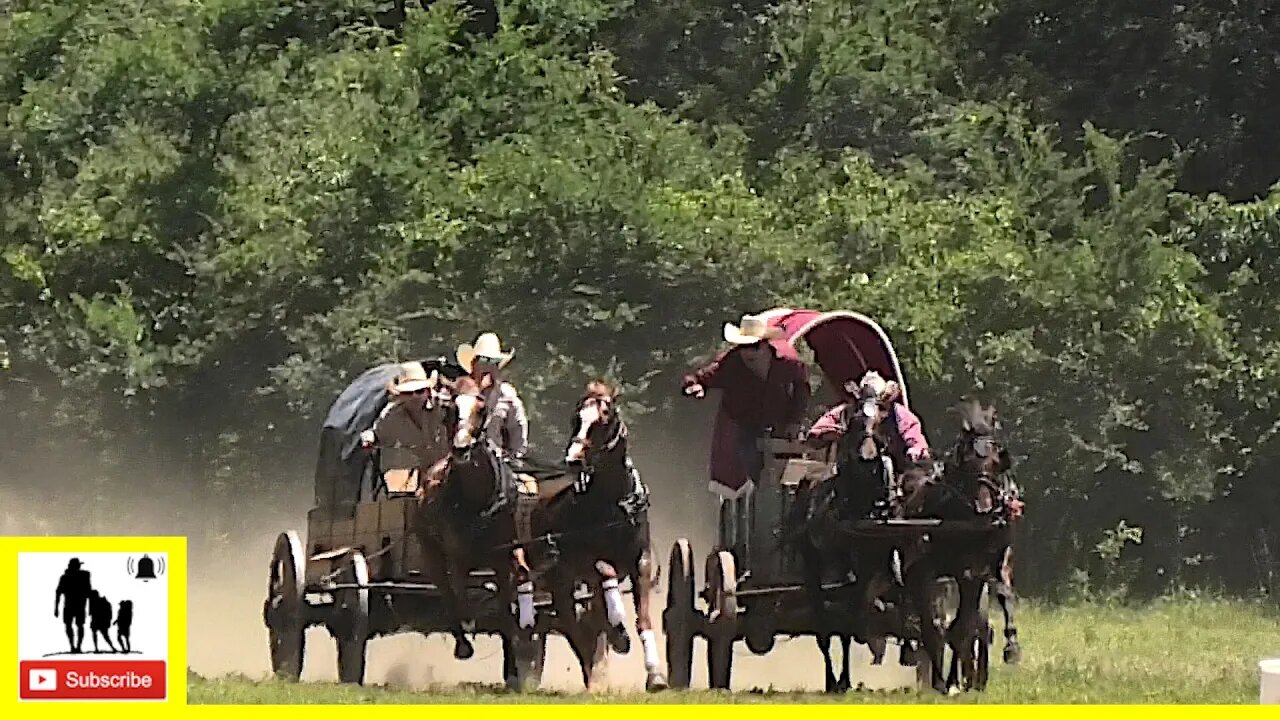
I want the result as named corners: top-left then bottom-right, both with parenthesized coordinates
top-left (187, 520), bottom-right (918, 693)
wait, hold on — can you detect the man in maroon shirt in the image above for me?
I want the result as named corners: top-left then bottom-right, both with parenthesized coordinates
top-left (682, 313), bottom-right (810, 556)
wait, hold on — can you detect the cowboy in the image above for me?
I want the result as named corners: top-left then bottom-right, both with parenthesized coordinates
top-left (453, 332), bottom-right (540, 570)
top-left (453, 332), bottom-right (529, 461)
top-left (683, 313), bottom-right (810, 559)
top-left (805, 370), bottom-right (932, 470)
top-left (682, 313), bottom-right (811, 496)
top-left (359, 362), bottom-right (449, 494)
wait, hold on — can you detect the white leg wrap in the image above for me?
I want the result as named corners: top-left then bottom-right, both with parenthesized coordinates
top-left (640, 629), bottom-right (659, 671)
top-left (602, 578), bottom-right (626, 627)
top-left (517, 581), bottom-right (535, 629)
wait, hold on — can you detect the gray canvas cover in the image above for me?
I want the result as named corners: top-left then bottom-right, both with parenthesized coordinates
top-left (312, 357), bottom-right (466, 508)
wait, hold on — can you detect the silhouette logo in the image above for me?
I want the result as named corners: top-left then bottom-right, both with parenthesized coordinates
top-left (18, 551), bottom-right (169, 701)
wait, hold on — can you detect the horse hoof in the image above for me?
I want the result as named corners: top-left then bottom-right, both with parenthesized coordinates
top-left (454, 639), bottom-right (475, 660)
top-left (946, 685), bottom-right (962, 697)
top-left (608, 625), bottom-right (631, 654)
top-left (645, 672), bottom-right (669, 692)
top-left (1003, 644), bottom-right (1022, 665)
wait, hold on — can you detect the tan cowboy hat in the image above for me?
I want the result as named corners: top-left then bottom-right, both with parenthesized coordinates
top-left (723, 313), bottom-right (783, 345)
top-left (391, 361), bottom-right (437, 394)
top-left (456, 332), bottom-right (514, 372)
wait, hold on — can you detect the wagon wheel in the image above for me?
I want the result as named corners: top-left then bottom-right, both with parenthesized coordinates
top-left (333, 550), bottom-right (370, 685)
top-left (705, 550), bottom-right (738, 690)
top-left (662, 539), bottom-right (696, 689)
top-left (264, 530), bottom-right (307, 681)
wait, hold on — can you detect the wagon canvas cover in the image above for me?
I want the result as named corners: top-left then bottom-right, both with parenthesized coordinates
top-left (312, 357), bottom-right (466, 508)
top-left (765, 308), bottom-right (910, 407)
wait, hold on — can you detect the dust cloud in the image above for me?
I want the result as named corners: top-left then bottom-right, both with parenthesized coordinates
top-left (1, 412), bottom-right (918, 696)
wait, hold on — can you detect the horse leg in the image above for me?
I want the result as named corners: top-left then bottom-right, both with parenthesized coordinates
top-left (496, 570), bottom-right (539, 692)
top-left (906, 563), bottom-right (948, 694)
top-left (595, 560), bottom-right (631, 654)
top-left (868, 635), bottom-right (887, 665)
top-left (631, 547), bottom-right (668, 691)
top-left (582, 578), bottom-right (612, 693)
top-left (952, 577), bottom-right (983, 692)
top-left (439, 540), bottom-right (476, 660)
top-left (802, 547), bottom-right (839, 693)
top-left (548, 569), bottom-right (593, 689)
top-left (837, 634), bottom-right (853, 692)
top-left (420, 531), bottom-right (474, 661)
top-left (995, 546), bottom-right (1022, 664)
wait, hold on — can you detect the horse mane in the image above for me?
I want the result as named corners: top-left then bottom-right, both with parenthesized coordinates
top-left (582, 379), bottom-right (617, 402)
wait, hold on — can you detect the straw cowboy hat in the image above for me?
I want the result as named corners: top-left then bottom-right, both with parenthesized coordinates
top-left (456, 332), bottom-right (514, 372)
top-left (391, 361), bottom-right (437, 395)
top-left (723, 313), bottom-right (783, 345)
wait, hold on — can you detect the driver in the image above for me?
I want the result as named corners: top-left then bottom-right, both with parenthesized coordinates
top-left (805, 370), bottom-right (932, 470)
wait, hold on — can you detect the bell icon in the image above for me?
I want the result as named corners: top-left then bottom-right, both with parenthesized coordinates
top-left (135, 554), bottom-right (157, 581)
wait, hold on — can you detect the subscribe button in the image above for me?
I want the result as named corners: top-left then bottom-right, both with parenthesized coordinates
top-left (19, 660), bottom-right (166, 701)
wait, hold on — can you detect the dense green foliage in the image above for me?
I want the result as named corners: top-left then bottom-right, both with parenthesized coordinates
top-left (4, 0), bottom-right (1280, 598)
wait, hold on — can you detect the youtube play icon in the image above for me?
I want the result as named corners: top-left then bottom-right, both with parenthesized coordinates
top-left (28, 668), bottom-right (56, 691)
top-left (19, 660), bottom-right (166, 701)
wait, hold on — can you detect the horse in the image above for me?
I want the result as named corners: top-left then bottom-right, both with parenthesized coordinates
top-left (898, 397), bottom-right (1018, 693)
top-left (408, 374), bottom-right (542, 690)
top-left (524, 380), bottom-right (667, 692)
top-left (784, 387), bottom-right (933, 692)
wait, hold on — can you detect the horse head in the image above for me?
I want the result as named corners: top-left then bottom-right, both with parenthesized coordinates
top-left (907, 397), bottom-right (1012, 517)
top-left (446, 375), bottom-right (491, 458)
top-left (565, 380), bottom-right (626, 465)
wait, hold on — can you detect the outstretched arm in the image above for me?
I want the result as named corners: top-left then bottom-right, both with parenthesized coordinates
top-left (681, 351), bottom-right (730, 394)
top-left (805, 405), bottom-right (847, 449)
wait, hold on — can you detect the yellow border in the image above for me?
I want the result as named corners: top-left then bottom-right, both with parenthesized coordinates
top-left (2, 536), bottom-right (186, 716)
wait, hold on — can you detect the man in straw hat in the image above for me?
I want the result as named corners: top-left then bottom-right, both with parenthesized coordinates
top-left (453, 332), bottom-right (529, 462)
top-left (682, 312), bottom-right (810, 556)
top-left (453, 332), bottom-right (539, 562)
top-left (359, 361), bottom-right (450, 494)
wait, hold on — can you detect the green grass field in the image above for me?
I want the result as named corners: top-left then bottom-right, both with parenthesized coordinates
top-left (190, 598), bottom-right (1280, 704)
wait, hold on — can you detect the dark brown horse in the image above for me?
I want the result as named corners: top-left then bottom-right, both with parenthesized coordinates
top-left (899, 398), bottom-right (1018, 693)
top-left (409, 375), bottom-right (541, 690)
top-left (786, 387), bottom-right (933, 692)
top-left (526, 380), bottom-right (667, 691)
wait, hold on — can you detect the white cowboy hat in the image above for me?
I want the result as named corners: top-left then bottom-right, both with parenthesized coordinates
top-left (392, 361), bottom-right (437, 394)
top-left (456, 332), bottom-right (514, 372)
top-left (723, 313), bottom-right (783, 345)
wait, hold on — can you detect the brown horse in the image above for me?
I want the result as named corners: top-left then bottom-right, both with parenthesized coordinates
top-left (409, 375), bottom-right (541, 689)
top-left (527, 380), bottom-right (667, 691)
top-left (899, 398), bottom-right (1017, 693)
top-left (785, 387), bottom-right (933, 692)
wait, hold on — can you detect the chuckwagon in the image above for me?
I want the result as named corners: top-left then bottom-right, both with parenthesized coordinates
top-left (261, 359), bottom-right (571, 687)
top-left (663, 309), bottom-right (1002, 692)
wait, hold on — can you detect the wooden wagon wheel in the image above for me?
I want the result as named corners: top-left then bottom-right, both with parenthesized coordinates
top-left (705, 550), bottom-right (738, 690)
top-left (662, 538), bottom-right (696, 689)
top-left (333, 550), bottom-right (370, 685)
top-left (264, 530), bottom-right (307, 681)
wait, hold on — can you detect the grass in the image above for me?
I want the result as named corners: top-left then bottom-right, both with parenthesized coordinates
top-left (190, 598), bottom-right (1280, 704)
